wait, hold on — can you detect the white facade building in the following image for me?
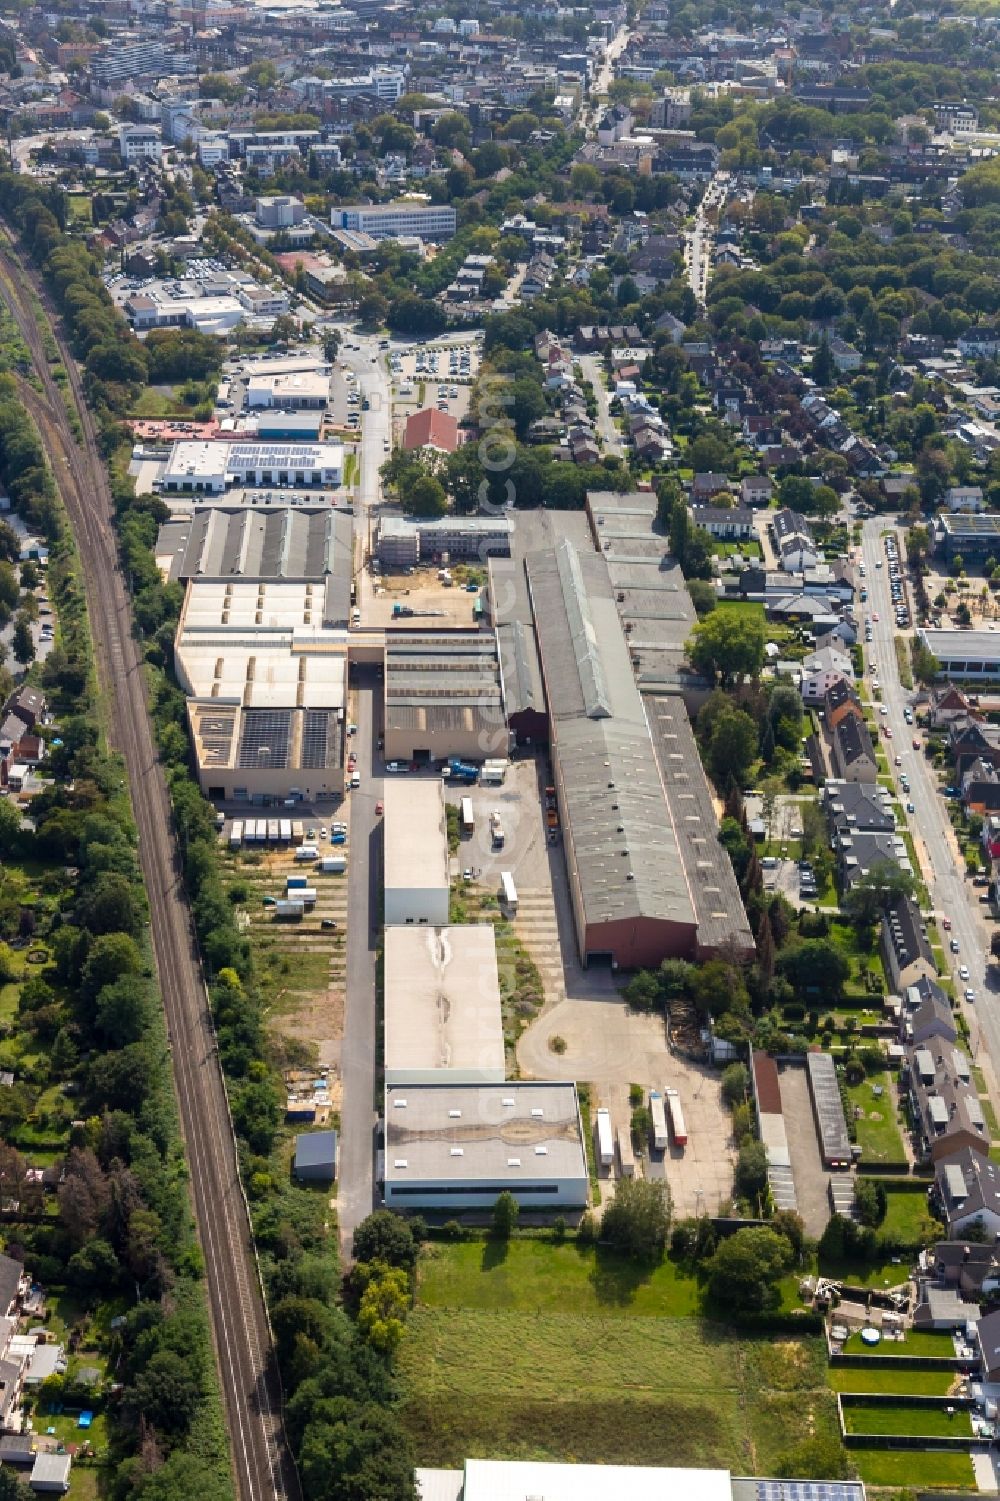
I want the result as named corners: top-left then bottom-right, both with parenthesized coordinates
top-left (383, 779), bottom-right (450, 926)
top-left (383, 1082), bottom-right (589, 1210)
top-left (332, 202), bottom-right (457, 242)
top-left (159, 440), bottom-right (343, 495)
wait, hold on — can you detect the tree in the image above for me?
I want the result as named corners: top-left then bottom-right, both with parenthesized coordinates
top-left (356, 1263), bottom-right (410, 1354)
top-left (600, 1177), bottom-right (672, 1263)
top-left (688, 578), bottom-right (717, 616)
top-left (854, 1176), bottom-right (887, 1228)
top-left (0, 797), bottom-right (23, 858)
top-left (492, 1190), bottom-right (518, 1239)
top-left (776, 938), bottom-right (849, 999)
top-left (128, 1350), bottom-right (202, 1436)
top-left (705, 1226), bottom-right (794, 1311)
top-left (734, 1139), bottom-right (768, 1204)
top-left (11, 615), bottom-right (33, 668)
top-left (298, 1403), bottom-right (416, 1501)
top-left (842, 860), bottom-right (916, 931)
top-left (708, 707), bottom-right (759, 786)
top-left (352, 1211), bottom-right (417, 1271)
top-left (688, 433), bottom-right (733, 474)
top-left (990, 930), bottom-right (1000, 962)
top-left (401, 472), bottom-right (447, 518)
top-left (811, 332), bottom-right (834, 386)
top-left (721, 1063), bottom-right (750, 1108)
top-left (688, 610), bottom-right (766, 686)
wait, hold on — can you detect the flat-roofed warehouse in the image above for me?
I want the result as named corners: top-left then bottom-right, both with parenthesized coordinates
top-left (175, 578), bottom-right (347, 802)
top-left (384, 925), bottom-right (504, 1085)
top-left (383, 632), bottom-right (509, 763)
top-left (383, 778), bottom-right (450, 926)
top-left (383, 1081), bottom-right (588, 1210)
top-left (525, 537), bottom-right (699, 968)
top-left (158, 439), bottom-right (343, 495)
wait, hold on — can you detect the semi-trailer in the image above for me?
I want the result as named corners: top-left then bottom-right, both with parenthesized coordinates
top-left (595, 1107), bottom-right (614, 1168)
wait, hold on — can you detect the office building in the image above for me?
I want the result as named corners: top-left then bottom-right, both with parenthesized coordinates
top-left (332, 202), bottom-right (457, 241)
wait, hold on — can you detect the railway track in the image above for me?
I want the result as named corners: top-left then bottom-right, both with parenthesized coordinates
top-left (0, 232), bottom-right (298, 1501)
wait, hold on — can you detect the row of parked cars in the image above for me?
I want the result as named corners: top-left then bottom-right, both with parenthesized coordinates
top-left (883, 532), bottom-right (909, 628)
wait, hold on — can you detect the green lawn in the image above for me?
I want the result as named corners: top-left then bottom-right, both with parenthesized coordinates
top-left (841, 1328), bottom-right (954, 1358)
top-left (715, 600), bottom-right (766, 623)
top-left (405, 1242), bottom-right (834, 1471)
top-left (416, 1239), bottom-right (702, 1316)
top-left (843, 1401), bottom-right (973, 1437)
top-left (128, 386), bottom-right (190, 418)
top-left (66, 194), bottom-right (92, 226)
top-left (828, 1365), bottom-right (954, 1395)
top-left (398, 1306), bottom-right (836, 1472)
top-left (852, 1447), bottom-right (975, 1489)
top-left (879, 1184), bottom-right (944, 1247)
top-left (829, 922), bottom-right (884, 987)
top-left (845, 1074), bottom-right (907, 1166)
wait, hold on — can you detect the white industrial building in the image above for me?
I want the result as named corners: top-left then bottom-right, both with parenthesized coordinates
top-left (383, 1082), bottom-right (588, 1210)
top-left (246, 372), bottom-right (330, 410)
top-left (384, 925), bottom-right (504, 1085)
top-left (416, 1461), bottom-right (865, 1501)
top-left (383, 779), bottom-right (450, 926)
top-left (158, 440), bottom-right (343, 494)
top-left (332, 202), bottom-right (457, 241)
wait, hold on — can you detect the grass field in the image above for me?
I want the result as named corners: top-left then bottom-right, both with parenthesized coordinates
top-left (398, 1306), bottom-right (836, 1472)
top-left (827, 1366), bottom-right (955, 1395)
top-left (851, 1447), bottom-right (975, 1489)
top-left (404, 1243), bottom-right (835, 1471)
top-left (845, 1074), bottom-right (906, 1166)
top-left (842, 1401), bottom-right (973, 1437)
top-left (416, 1239), bottom-right (703, 1316)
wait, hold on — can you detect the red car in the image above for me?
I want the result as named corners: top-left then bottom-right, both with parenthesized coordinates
top-left (943, 916), bottom-right (952, 930)
top-left (375, 800), bottom-right (384, 816)
top-left (884, 726), bottom-right (892, 738)
top-left (912, 737), bottom-right (920, 749)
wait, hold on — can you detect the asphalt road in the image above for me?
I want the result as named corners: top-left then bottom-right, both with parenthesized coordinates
top-left (334, 335), bottom-right (390, 1257)
top-left (861, 517), bottom-right (1000, 1066)
top-left (685, 171), bottom-right (728, 306)
top-left (337, 669), bottom-right (383, 1255)
top-left (0, 232), bottom-right (298, 1501)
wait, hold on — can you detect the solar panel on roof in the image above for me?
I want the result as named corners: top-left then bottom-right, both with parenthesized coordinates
top-left (237, 709), bottom-right (291, 769)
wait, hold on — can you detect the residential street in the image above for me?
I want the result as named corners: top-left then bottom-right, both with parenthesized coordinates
top-left (579, 352), bottom-right (622, 456)
top-left (861, 518), bottom-right (1000, 1076)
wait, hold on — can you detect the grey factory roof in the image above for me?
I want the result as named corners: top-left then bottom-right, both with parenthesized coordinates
top-left (157, 505), bottom-right (353, 584)
top-left (384, 631), bottom-right (505, 736)
top-left (643, 694), bottom-right (754, 956)
top-left (384, 1082), bottom-right (586, 1186)
top-left (489, 556), bottom-right (545, 720)
top-left (384, 925), bottom-right (504, 1081)
top-left (525, 539), bottom-right (697, 931)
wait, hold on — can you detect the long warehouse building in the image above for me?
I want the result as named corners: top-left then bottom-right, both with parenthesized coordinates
top-left (525, 536), bottom-right (699, 968)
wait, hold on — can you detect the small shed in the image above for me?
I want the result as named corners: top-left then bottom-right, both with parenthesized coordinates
top-left (294, 1130), bottom-right (337, 1183)
top-left (30, 1453), bottom-right (71, 1493)
top-left (0, 1433), bottom-right (35, 1466)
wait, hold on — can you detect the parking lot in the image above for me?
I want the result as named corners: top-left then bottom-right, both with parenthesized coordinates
top-left (448, 754), bottom-right (739, 1218)
top-left (390, 335), bottom-right (481, 431)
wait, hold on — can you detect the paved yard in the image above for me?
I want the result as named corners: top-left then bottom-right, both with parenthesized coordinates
top-left (778, 1062), bottom-right (832, 1237)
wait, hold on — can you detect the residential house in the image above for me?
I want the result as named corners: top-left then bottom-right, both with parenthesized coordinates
top-left (773, 508), bottom-right (818, 572)
top-left (906, 1038), bottom-right (988, 1164)
top-left (902, 975), bottom-right (956, 1048)
top-left (740, 474), bottom-right (773, 507)
top-left (984, 813), bottom-right (1000, 859)
top-left (0, 1254), bottom-right (24, 1318)
top-left (977, 1307), bottom-right (1000, 1383)
top-left (838, 827), bottom-right (912, 887)
top-left (912, 1283), bottom-right (981, 1332)
top-left (950, 717), bottom-right (1000, 781)
top-left (831, 715), bottom-right (877, 784)
top-left (823, 677), bottom-right (864, 735)
top-left (928, 685), bottom-right (977, 731)
top-left (935, 1146), bottom-right (1000, 1238)
top-left (881, 893), bottom-right (936, 994)
top-left (802, 669), bottom-right (851, 707)
top-left (830, 337), bottom-right (862, 373)
top-left (690, 472), bottom-right (732, 502)
top-left (926, 1240), bottom-right (1000, 1300)
top-left (689, 505), bottom-right (753, 541)
top-left (962, 759), bottom-right (1000, 817)
top-left (945, 486), bottom-right (985, 513)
